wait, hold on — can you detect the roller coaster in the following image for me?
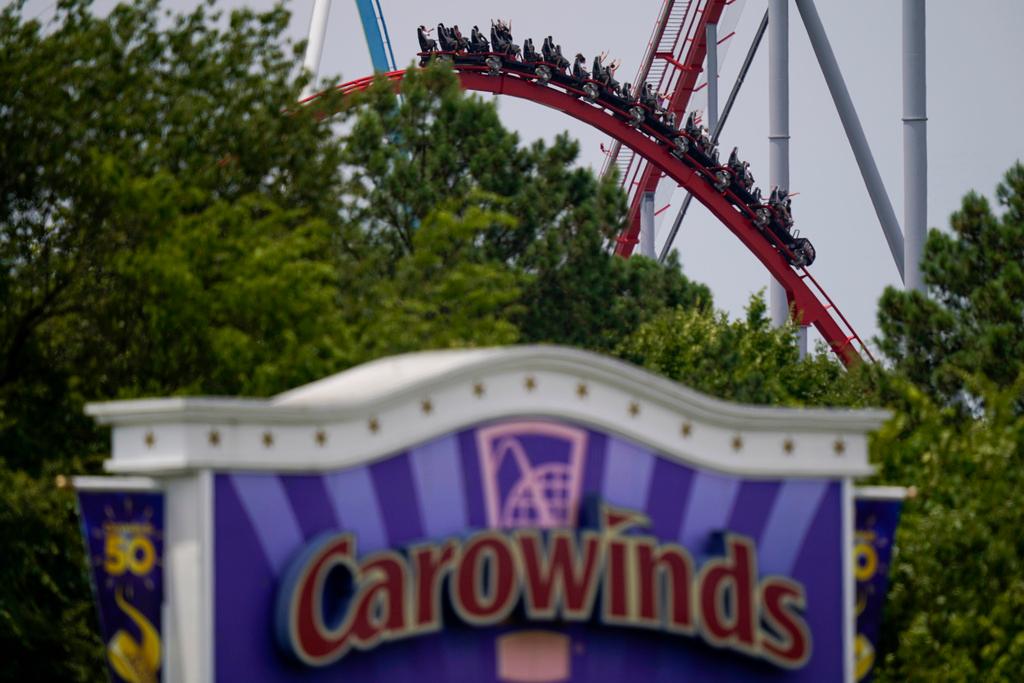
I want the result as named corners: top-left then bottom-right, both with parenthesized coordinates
top-left (303, 3), bottom-right (887, 367)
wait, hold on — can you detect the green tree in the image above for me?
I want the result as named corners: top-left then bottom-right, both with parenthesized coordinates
top-left (872, 377), bottom-right (1024, 682)
top-left (0, 0), bottom-right (351, 474)
top-left (0, 3), bottom-right (713, 680)
top-left (869, 163), bottom-right (1024, 681)
top-left (877, 163), bottom-right (1024, 410)
top-left (615, 293), bottom-right (873, 407)
top-left (333, 65), bottom-right (710, 355)
top-left (1, 2), bottom-right (354, 678)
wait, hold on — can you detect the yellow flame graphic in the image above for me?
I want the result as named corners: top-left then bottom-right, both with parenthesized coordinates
top-left (107, 587), bottom-right (161, 683)
top-left (854, 633), bottom-right (875, 681)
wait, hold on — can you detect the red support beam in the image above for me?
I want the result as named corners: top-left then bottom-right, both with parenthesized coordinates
top-left (617, 0), bottom-right (733, 257)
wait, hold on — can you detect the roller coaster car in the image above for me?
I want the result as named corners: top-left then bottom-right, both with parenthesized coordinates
top-left (415, 26), bottom-right (818, 268)
top-left (638, 111), bottom-right (695, 161)
top-left (751, 193), bottom-right (816, 267)
top-left (469, 26), bottom-right (490, 53)
top-left (490, 23), bottom-right (520, 59)
top-left (791, 236), bottom-right (816, 267)
top-left (417, 26), bottom-right (438, 53)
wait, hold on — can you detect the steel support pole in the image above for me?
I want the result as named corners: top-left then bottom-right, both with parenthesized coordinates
top-left (706, 22), bottom-right (719, 133)
top-left (659, 9), bottom-right (769, 263)
top-left (301, 0), bottom-right (333, 99)
top-left (640, 192), bottom-right (657, 258)
top-left (795, 0), bottom-right (906, 280)
top-left (903, 0), bottom-right (927, 292)
top-left (768, 0), bottom-right (791, 330)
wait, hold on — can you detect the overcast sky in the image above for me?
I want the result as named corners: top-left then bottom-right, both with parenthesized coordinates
top-left (21, 0), bottom-right (1024, 352)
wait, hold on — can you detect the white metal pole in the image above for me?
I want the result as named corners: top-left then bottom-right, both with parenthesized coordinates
top-left (640, 191), bottom-right (657, 258)
top-left (903, 0), bottom-right (927, 292)
top-left (795, 0), bottom-right (906, 281)
top-left (301, 0), bottom-right (333, 99)
top-left (768, 0), bottom-right (791, 330)
top-left (706, 22), bottom-right (719, 133)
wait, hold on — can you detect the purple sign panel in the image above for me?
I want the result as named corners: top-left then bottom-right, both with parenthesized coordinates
top-left (853, 497), bottom-right (903, 682)
top-left (76, 490), bottom-right (164, 683)
top-left (215, 419), bottom-right (845, 682)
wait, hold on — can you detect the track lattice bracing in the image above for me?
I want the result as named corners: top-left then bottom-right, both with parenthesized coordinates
top-left (603, 0), bottom-right (734, 256)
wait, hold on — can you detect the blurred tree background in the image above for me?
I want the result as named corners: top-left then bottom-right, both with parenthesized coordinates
top-left (1, 0), bottom-right (1022, 680)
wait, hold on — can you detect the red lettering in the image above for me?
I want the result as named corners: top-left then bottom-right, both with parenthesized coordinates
top-left (606, 538), bottom-right (631, 619)
top-left (286, 534), bottom-right (357, 666)
top-left (517, 531), bottom-right (601, 618)
top-left (348, 552), bottom-right (407, 645)
top-left (760, 579), bottom-right (811, 667)
top-left (278, 508), bottom-right (813, 672)
top-left (699, 536), bottom-right (758, 651)
top-left (453, 533), bottom-right (519, 624)
top-left (411, 542), bottom-right (456, 630)
top-left (637, 543), bottom-right (694, 633)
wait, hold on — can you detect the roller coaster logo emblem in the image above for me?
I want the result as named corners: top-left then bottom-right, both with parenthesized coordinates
top-left (476, 421), bottom-right (587, 530)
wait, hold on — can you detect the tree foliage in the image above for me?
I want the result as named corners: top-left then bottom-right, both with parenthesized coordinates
top-left (871, 376), bottom-right (1024, 682)
top-left (878, 163), bottom-right (1024, 411)
top-left (0, 3), bottom-right (709, 679)
top-left (4, 0), bottom-right (1023, 681)
top-left (616, 293), bottom-right (873, 407)
top-left (333, 65), bottom-right (710, 355)
top-left (870, 164), bottom-right (1024, 682)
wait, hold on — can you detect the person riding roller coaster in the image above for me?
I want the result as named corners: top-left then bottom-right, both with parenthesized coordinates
top-left (412, 20), bottom-right (816, 268)
top-left (572, 53), bottom-right (590, 81)
top-left (523, 38), bottom-right (540, 63)
top-left (592, 53), bottom-right (623, 97)
top-left (490, 20), bottom-right (520, 58)
top-left (437, 23), bottom-right (457, 52)
top-left (469, 25), bottom-right (489, 53)
top-left (452, 25), bottom-right (470, 52)
top-left (537, 37), bottom-right (569, 72)
top-left (417, 25), bottom-right (437, 64)
top-left (728, 147), bottom-right (756, 193)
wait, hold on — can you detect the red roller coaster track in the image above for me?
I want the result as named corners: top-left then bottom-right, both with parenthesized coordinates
top-left (319, 66), bottom-right (871, 367)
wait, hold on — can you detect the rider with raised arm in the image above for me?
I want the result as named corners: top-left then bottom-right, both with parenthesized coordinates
top-left (490, 22), bottom-right (504, 53)
top-left (490, 19), bottom-right (520, 57)
top-left (417, 25), bottom-right (437, 54)
top-left (606, 59), bottom-right (622, 94)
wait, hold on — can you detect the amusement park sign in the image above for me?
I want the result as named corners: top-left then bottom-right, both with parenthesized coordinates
top-left (276, 500), bottom-right (810, 670)
top-left (82, 346), bottom-right (889, 683)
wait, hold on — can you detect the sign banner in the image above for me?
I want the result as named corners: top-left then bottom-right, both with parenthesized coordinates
top-left (77, 489), bottom-right (164, 683)
top-left (214, 418), bottom-right (847, 682)
top-left (853, 495), bottom-right (903, 682)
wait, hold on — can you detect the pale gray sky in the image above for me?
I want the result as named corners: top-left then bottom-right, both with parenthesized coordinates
top-left (22, 0), bottom-right (1024, 351)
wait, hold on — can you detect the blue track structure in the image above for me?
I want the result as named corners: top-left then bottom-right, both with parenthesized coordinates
top-left (355, 0), bottom-right (396, 72)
